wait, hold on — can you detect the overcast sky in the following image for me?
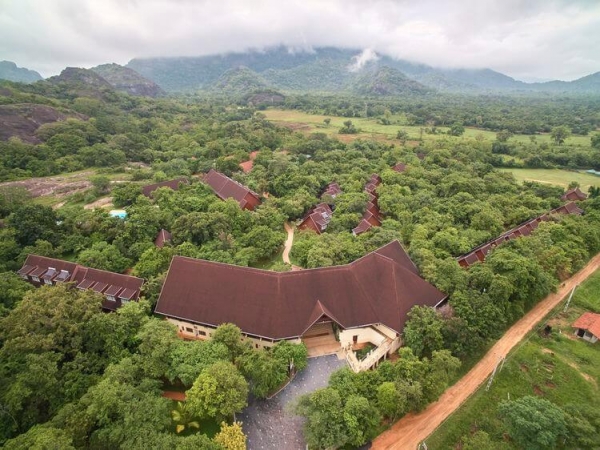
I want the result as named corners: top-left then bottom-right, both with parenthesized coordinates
top-left (1, 0), bottom-right (599, 81)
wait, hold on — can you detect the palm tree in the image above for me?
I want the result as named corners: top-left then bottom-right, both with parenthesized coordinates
top-left (171, 401), bottom-right (200, 434)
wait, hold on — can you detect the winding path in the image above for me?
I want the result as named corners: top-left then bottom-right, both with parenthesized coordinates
top-left (283, 221), bottom-right (303, 271)
top-left (372, 252), bottom-right (600, 450)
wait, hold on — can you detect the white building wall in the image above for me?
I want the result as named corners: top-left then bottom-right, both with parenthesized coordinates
top-left (165, 317), bottom-right (302, 349)
top-left (339, 326), bottom-right (386, 347)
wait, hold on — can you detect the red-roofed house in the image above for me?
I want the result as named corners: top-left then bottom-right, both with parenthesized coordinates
top-left (572, 312), bottom-right (600, 343)
top-left (154, 229), bottom-right (172, 248)
top-left (298, 203), bottom-right (334, 234)
top-left (203, 169), bottom-right (261, 211)
top-left (392, 162), bottom-right (407, 173)
top-left (353, 174), bottom-right (382, 236)
top-left (155, 240), bottom-right (446, 367)
top-left (561, 187), bottom-right (587, 202)
top-left (18, 255), bottom-right (143, 311)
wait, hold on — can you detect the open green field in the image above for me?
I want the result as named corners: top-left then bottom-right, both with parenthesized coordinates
top-left (263, 109), bottom-right (593, 147)
top-left (499, 168), bottom-right (600, 191)
top-left (427, 269), bottom-right (600, 449)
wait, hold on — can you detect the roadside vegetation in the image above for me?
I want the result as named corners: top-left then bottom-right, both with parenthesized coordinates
top-left (428, 269), bottom-right (600, 449)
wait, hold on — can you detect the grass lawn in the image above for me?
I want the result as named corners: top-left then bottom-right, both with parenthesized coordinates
top-left (427, 268), bottom-right (600, 449)
top-left (498, 168), bottom-right (600, 191)
top-left (263, 109), bottom-right (595, 148)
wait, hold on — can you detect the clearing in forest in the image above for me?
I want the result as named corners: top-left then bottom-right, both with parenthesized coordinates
top-left (499, 167), bottom-right (600, 191)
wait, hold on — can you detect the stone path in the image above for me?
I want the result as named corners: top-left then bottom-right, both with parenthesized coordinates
top-left (239, 355), bottom-right (346, 450)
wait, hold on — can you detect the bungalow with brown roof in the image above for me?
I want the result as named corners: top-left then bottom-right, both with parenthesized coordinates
top-left (155, 240), bottom-right (446, 367)
top-left (392, 162), bottom-right (407, 173)
top-left (203, 169), bottom-right (261, 211)
top-left (298, 203), bottom-right (334, 234)
top-left (572, 312), bottom-right (600, 343)
top-left (353, 174), bottom-right (383, 236)
top-left (457, 202), bottom-right (584, 268)
top-left (142, 178), bottom-right (189, 198)
top-left (561, 187), bottom-right (587, 202)
top-left (18, 255), bottom-right (143, 311)
top-left (154, 229), bottom-right (172, 248)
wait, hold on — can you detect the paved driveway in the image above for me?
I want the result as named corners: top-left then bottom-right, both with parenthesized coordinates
top-left (239, 354), bottom-right (347, 450)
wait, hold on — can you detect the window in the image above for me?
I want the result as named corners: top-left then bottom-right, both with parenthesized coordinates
top-left (44, 279), bottom-right (52, 285)
top-left (120, 298), bottom-right (129, 304)
top-left (255, 344), bottom-right (259, 349)
top-left (105, 295), bottom-right (116, 302)
top-left (198, 330), bottom-right (206, 336)
top-left (185, 327), bottom-right (193, 333)
top-left (32, 276), bottom-right (40, 282)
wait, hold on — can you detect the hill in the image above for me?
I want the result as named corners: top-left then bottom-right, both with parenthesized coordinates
top-left (0, 61), bottom-right (43, 83)
top-left (210, 66), bottom-right (270, 95)
top-left (352, 66), bottom-right (429, 96)
top-left (127, 46), bottom-right (600, 95)
top-left (44, 67), bottom-right (116, 100)
top-left (91, 63), bottom-right (165, 97)
top-left (0, 103), bottom-right (84, 143)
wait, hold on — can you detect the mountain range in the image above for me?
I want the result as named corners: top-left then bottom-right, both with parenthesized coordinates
top-left (2, 47), bottom-right (599, 96)
top-left (126, 47), bottom-right (600, 95)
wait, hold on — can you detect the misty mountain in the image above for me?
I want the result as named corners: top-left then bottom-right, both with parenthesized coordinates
top-left (44, 67), bottom-right (116, 100)
top-left (211, 66), bottom-right (271, 95)
top-left (91, 63), bottom-right (165, 97)
top-left (0, 61), bottom-right (43, 83)
top-left (126, 47), bottom-right (599, 95)
top-left (351, 66), bottom-right (429, 96)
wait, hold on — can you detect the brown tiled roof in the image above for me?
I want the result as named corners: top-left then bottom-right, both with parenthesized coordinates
top-left (321, 182), bottom-right (342, 199)
top-left (18, 255), bottom-right (143, 311)
top-left (353, 174), bottom-right (382, 236)
top-left (299, 203), bottom-right (334, 234)
top-left (142, 178), bottom-right (189, 198)
top-left (572, 312), bottom-right (600, 338)
top-left (457, 202), bottom-right (584, 268)
top-left (154, 229), bottom-right (172, 248)
top-left (392, 163), bottom-right (407, 173)
top-left (203, 169), bottom-right (261, 210)
top-left (561, 187), bottom-right (587, 202)
top-left (155, 240), bottom-right (446, 339)
top-left (239, 151), bottom-right (260, 173)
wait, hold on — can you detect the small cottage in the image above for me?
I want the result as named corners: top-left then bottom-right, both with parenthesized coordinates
top-left (572, 312), bottom-right (600, 343)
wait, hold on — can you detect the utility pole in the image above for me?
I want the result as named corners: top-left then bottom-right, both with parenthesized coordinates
top-left (486, 356), bottom-right (505, 391)
top-left (563, 285), bottom-right (578, 312)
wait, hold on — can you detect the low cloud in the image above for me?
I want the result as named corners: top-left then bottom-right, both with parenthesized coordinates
top-left (348, 49), bottom-right (379, 72)
top-left (0, 0), bottom-right (598, 80)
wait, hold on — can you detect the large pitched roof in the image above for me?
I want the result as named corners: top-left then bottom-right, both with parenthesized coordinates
top-left (203, 169), bottom-right (261, 209)
top-left (573, 312), bottom-right (600, 338)
top-left (155, 240), bottom-right (446, 339)
top-left (457, 202), bottom-right (584, 268)
top-left (142, 178), bottom-right (189, 197)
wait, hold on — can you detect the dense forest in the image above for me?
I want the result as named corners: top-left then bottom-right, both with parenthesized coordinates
top-left (1, 75), bottom-right (600, 449)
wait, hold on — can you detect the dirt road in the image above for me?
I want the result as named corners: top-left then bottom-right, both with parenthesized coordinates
top-left (373, 253), bottom-right (600, 450)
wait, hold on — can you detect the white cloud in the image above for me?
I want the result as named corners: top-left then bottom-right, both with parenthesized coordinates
top-left (348, 49), bottom-right (379, 72)
top-left (0, 0), bottom-right (598, 80)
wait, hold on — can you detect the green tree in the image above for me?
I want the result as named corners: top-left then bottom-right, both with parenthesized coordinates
top-left (495, 129), bottom-right (513, 142)
top-left (296, 388), bottom-right (347, 450)
top-left (214, 422), bottom-right (246, 450)
top-left (77, 241), bottom-right (132, 273)
top-left (171, 401), bottom-right (200, 434)
top-left (376, 381), bottom-right (406, 421)
top-left (186, 362), bottom-right (248, 421)
top-left (449, 123), bottom-right (465, 136)
top-left (498, 396), bottom-right (566, 450)
top-left (396, 130), bottom-right (409, 144)
top-left (3, 425), bottom-right (75, 450)
top-left (91, 175), bottom-right (111, 195)
top-left (343, 395), bottom-right (380, 447)
top-left (135, 319), bottom-right (180, 379)
top-left (8, 204), bottom-right (59, 246)
top-left (402, 306), bottom-right (445, 358)
top-left (591, 133), bottom-right (600, 148)
top-left (323, 118), bottom-right (331, 126)
top-left (0, 272), bottom-right (34, 315)
top-left (339, 120), bottom-right (359, 134)
top-left (550, 125), bottom-right (571, 145)
top-left (212, 323), bottom-right (249, 361)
